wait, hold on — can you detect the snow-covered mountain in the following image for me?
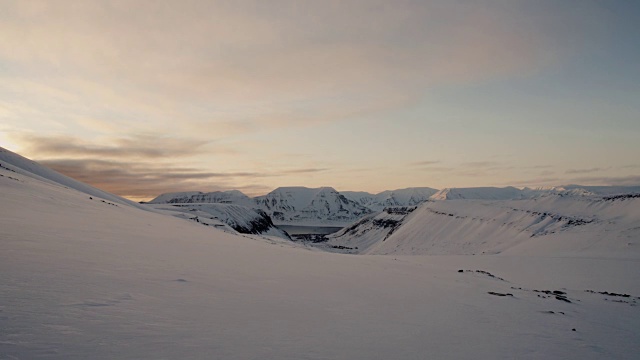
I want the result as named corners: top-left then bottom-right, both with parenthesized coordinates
top-left (429, 186), bottom-right (533, 200)
top-left (328, 191), bottom-right (640, 257)
top-left (148, 203), bottom-right (290, 239)
top-left (551, 185), bottom-right (640, 196)
top-left (429, 185), bottom-right (640, 201)
top-left (149, 190), bottom-right (254, 207)
top-left (151, 185), bottom-right (640, 227)
top-left (153, 186), bottom-right (374, 226)
top-left (324, 206), bottom-right (418, 253)
top-left (342, 187), bottom-right (438, 210)
top-left (2, 147), bottom-right (640, 359)
top-left (254, 186), bottom-right (372, 226)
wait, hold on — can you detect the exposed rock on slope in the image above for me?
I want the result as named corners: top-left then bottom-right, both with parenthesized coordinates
top-left (325, 207), bottom-right (418, 253)
top-left (329, 193), bottom-right (640, 257)
top-left (148, 203), bottom-right (290, 239)
top-left (149, 190), bottom-right (254, 207)
top-left (254, 187), bottom-right (372, 226)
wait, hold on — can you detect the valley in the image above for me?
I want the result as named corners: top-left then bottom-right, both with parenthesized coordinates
top-left (1, 146), bottom-right (639, 359)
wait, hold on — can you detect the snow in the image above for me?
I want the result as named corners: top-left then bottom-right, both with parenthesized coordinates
top-left (2, 148), bottom-right (640, 359)
top-left (148, 190), bottom-right (254, 207)
top-left (328, 194), bottom-right (640, 257)
top-left (325, 207), bottom-right (417, 253)
top-left (153, 186), bottom-right (372, 226)
top-left (343, 187), bottom-right (438, 210)
top-left (0, 147), bottom-right (147, 210)
top-left (153, 187), bottom-right (438, 226)
top-left (558, 184), bottom-right (640, 196)
top-left (148, 202), bottom-right (290, 239)
top-left (433, 185), bottom-right (640, 202)
top-left (430, 186), bottom-right (532, 200)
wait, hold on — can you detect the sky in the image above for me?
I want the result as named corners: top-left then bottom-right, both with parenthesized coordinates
top-left (1, 0), bottom-right (639, 201)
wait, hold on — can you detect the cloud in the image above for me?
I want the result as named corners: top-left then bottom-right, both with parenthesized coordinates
top-left (503, 177), bottom-right (562, 187)
top-left (0, 0), bottom-right (592, 135)
top-left (38, 158), bottom-right (266, 200)
top-left (14, 133), bottom-right (227, 160)
top-left (461, 161), bottom-right (501, 168)
top-left (0, 1), bottom-right (620, 195)
top-left (565, 167), bottom-right (607, 174)
top-left (411, 160), bottom-right (441, 166)
top-left (502, 174), bottom-right (640, 188)
top-left (282, 168), bottom-right (329, 174)
top-left (420, 166), bottom-right (457, 173)
top-left (567, 175), bottom-right (640, 186)
top-left (36, 157), bottom-right (335, 201)
top-left (458, 162), bottom-right (515, 175)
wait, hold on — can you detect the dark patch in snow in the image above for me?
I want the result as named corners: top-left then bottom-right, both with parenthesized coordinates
top-left (532, 290), bottom-right (571, 303)
top-left (602, 193), bottom-right (640, 201)
top-left (331, 245), bottom-right (354, 250)
top-left (0, 162), bottom-right (17, 173)
top-left (292, 234), bottom-right (328, 243)
top-left (0, 173), bottom-right (20, 181)
top-left (384, 206), bottom-right (417, 215)
top-left (584, 290), bottom-right (639, 305)
top-left (373, 219), bottom-right (400, 229)
top-left (585, 290), bottom-right (631, 298)
top-left (460, 270), bottom-right (506, 281)
top-left (100, 200), bottom-right (119, 207)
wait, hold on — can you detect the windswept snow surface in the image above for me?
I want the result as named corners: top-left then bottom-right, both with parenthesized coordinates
top-left (2, 150), bottom-right (640, 359)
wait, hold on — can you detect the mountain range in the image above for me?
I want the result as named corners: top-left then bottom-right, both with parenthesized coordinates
top-left (149, 184), bottom-right (640, 227)
top-left (2, 146), bottom-right (639, 359)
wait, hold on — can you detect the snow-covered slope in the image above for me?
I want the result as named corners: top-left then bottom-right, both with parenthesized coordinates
top-left (430, 186), bottom-right (532, 200)
top-left (430, 185), bottom-right (640, 201)
top-left (339, 190), bottom-right (376, 207)
top-left (152, 186), bottom-right (372, 226)
top-left (343, 187), bottom-right (438, 210)
top-left (0, 146), bottom-right (146, 209)
top-left (330, 194), bottom-right (640, 257)
top-left (253, 186), bottom-right (372, 226)
top-left (148, 202), bottom-right (290, 239)
top-left (325, 207), bottom-right (418, 253)
top-left (558, 184), bottom-right (640, 196)
top-left (148, 190), bottom-right (254, 207)
top-left (2, 151), bottom-right (640, 359)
